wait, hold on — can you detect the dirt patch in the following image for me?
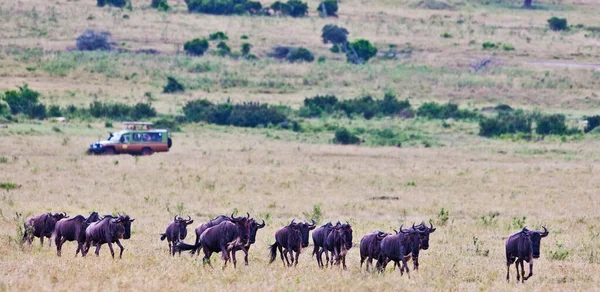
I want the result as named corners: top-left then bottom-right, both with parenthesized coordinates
top-left (369, 196), bottom-right (399, 201)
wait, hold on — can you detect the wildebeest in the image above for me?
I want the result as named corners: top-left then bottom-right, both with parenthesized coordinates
top-left (312, 221), bottom-right (333, 268)
top-left (175, 214), bottom-right (251, 269)
top-left (269, 219), bottom-right (315, 267)
top-left (22, 212), bottom-right (69, 246)
top-left (84, 214), bottom-right (135, 259)
top-left (191, 214), bottom-right (236, 256)
top-left (160, 215), bottom-right (194, 256)
top-left (54, 212), bottom-right (100, 257)
top-left (377, 225), bottom-right (424, 278)
top-left (506, 226), bottom-right (549, 283)
top-left (324, 222), bottom-right (353, 269)
top-left (241, 218), bottom-right (266, 265)
top-left (402, 222), bottom-right (436, 270)
top-left (360, 230), bottom-right (389, 272)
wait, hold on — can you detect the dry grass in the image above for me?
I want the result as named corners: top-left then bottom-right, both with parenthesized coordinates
top-left (1, 123), bottom-right (600, 290)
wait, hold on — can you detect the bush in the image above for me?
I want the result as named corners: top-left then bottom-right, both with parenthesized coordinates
top-left (535, 114), bottom-right (568, 135)
top-left (286, 47), bottom-right (314, 63)
top-left (299, 93), bottom-right (412, 119)
top-left (479, 110), bottom-right (532, 137)
top-left (209, 31), bottom-right (229, 41)
top-left (97, 0), bottom-right (127, 7)
top-left (299, 95), bottom-right (338, 117)
top-left (245, 1), bottom-right (262, 11)
top-left (322, 24), bottom-right (349, 45)
top-left (163, 77), bottom-right (185, 93)
top-left (2, 84), bottom-right (47, 119)
top-left (417, 102), bottom-right (479, 120)
top-left (0, 100), bottom-right (9, 117)
top-left (503, 44), bottom-right (515, 51)
top-left (330, 44), bottom-right (341, 53)
top-left (274, 0), bottom-right (307, 17)
top-left (184, 38), bottom-right (209, 56)
top-left (187, 0), bottom-right (260, 14)
top-left (482, 41), bottom-right (498, 50)
top-left (585, 115), bottom-right (600, 133)
top-left (216, 41), bottom-right (231, 56)
top-left (48, 105), bottom-right (62, 117)
top-left (153, 117), bottom-right (181, 132)
top-left (241, 42), bottom-right (252, 56)
top-left (347, 39), bottom-right (377, 64)
top-left (317, 0), bottom-right (338, 16)
top-left (151, 0), bottom-right (170, 10)
top-left (333, 127), bottom-right (360, 145)
top-left (183, 99), bottom-right (288, 127)
top-left (548, 17), bottom-right (568, 31)
top-left (440, 32), bottom-right (452, 38)
top-left (76, 30), bottom-right (113, 51)
top-left (88, 101), bottom-right (157, 121)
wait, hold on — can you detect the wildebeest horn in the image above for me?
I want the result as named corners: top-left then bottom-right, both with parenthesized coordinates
top-left (246, 212), bottom-right (250, 219)
top-left (173, 215), bottom-right (178, 222)
top-left (291, 219), bottom-right (296, 225)
top-left (393, 229), bottom-right (398, 234)
top-left (540, 226), bottom-right (549, 237)
top-left (399, 225), bottom-right (408, 233)
top-left (187, 215), bottom-right (192, 221)
top-left (429, 222), bottom-right (436, 232)
top-left (258, 220), bottom-right (266, 228)
top-left (412, 223), bottom-right (416, 229)
top-left (309, 219), bottom-right (315, 227)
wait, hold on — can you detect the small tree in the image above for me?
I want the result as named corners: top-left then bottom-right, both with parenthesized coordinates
top-left (184, 38), bottom-right (209, 56)
top-left (163, 77), bottom-right (185, 93)
top-left (241, 43), bottom-right (252, 56)
top-left (76, 30), bottom-right (113, 51)
top-left (321, 24), bottom-right (348, 46)
top-left (287, 0), bottom-right (308, 17)
top-left (317, 0), bottom-right (338, 16)
top-left (536, 114), bottom-right (568, 135)
top-left (333, 127), bottom-right (360, 145)
top-left (548, 17), bottom-right (568, 31)
top-left (286, 47), bottom-right (314, 63)
top-left (347, 39), bottom-right (377, 64)
top-left (209, 31), bottom-right (229, 41)
top-left (97, 0), bottom-right (127, 7)
top-left (216, 41), bottom-right (231, 56)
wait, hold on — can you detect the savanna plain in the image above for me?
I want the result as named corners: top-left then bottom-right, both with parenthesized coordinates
top-left (1, 0), bottom-right (600, 290)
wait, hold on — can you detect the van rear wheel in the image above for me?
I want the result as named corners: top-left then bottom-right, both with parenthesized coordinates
top-left (141, 148), bottom-right (153, 156)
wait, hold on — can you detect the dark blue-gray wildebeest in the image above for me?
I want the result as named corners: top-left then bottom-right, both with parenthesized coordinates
top-left (360, 230), bottom-right (389, 271)
top-left (242, 218), bottom-right (266, 264)
top-left (161, 215), bottom-right (194, 256)
top-left (22, 212), bottom-right (69, 246)
top-left (191, 214), bottom-right (243, 256)
top-left (269, 219), bottom-right (315, 267)
top-left (506, 226), bottom-right (549, 283)
top-left (84, 214), bottom-right (135, 259)
top-left (312, 222), bottom-right (333, 268)
top-left (324, 222), bottom-right (353, 269)
top-left (54, 212), bottom-right (100, 257)
top-left (377, 225), bottom-right (424, 278)
top-left (175, 214), bottom-right (251, 269)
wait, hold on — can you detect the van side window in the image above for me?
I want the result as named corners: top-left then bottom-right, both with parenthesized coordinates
top-left (151, 133), bottom-right (162, 142)
top-left (132, 133), bottom-right (141, 142)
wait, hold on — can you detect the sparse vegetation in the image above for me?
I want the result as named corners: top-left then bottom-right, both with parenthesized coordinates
top-left (347, 39), bottom-right (377, 64)
top-left (333, 127), bottom-right (360, 145)
top-left (548, 17), bottom-right (568, 31)
top-left (184, 38), bottom-right (210, 56)
top-left (163, 77), bottom-right (185, 93)
top-left (76, 30), bottom-right (113, 51)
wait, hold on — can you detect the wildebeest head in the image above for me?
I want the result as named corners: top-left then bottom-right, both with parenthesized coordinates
top-left (525, 226), bottom-right (549, 258)
top-left (230, 213), bottom-right (251, 245)
top-left (399, 225), bottom-right (424, 258)
top-left (115, 215), bottom-right (135, 239)
top-left (413, 222), bottom-right (436, 250)
top-left (340, 222), bottom-right (353, 249)
top-left (86, 212), bottom-right (101, 224)
top-left (175, 215), bottom-right (194, 240)
top-left (52, 212), bottom-right (69, 221)
top-left (248, 218), bottom-right (266, 245)
top-left (375, 230), bottom-right (389, 240)
top-left (292, 219), bottom-right (316, 248)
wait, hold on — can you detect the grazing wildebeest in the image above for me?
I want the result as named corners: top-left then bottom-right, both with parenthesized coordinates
top-left (312, 221), bottom-right (333, 268)
top-left (22, 212), bottom-right (68, 246)
top-left (160, 215), bottom-right (194, 256)
top-left (377, 225), bottom-right (424, 278)
top-left (54, 212), bottom-right (100, 257)
top-left (506, 226), bottom-right (549, 283)
top-left (269, 219), bottom-right (315, 267)
top-left (84, 214), bottom-right (135, 259)
top-left (324, 222), bottom-right (353, 269)
top-left (360, 230), bottom-right (389, 272)
top-left (175, 214), bottom-right (250, 269)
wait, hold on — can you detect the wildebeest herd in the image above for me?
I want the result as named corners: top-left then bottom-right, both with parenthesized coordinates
top-left (21, 211), bottom-right (550, 282)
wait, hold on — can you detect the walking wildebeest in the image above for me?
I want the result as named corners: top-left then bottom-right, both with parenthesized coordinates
top-left (191, 214), bottom-right (240, 256)
top-left (160, 215), bottom-right (194, 256)
top-left (377, 225), bottom-right (424, 278)
top-left (175, 214), bottom-right (250, 269)
top-left (269, 219), bottom-right (315, 267)
top-left (360, 230), bottom-right (389, 272)
top-left (84, 214), bottom-right (135, 259)
top-left (22, 212), bottom-right (68, 246)
top-left (506, 226), bottom-right (549, 283)
top-left (240, 218), bottom-right (266, 265)
top-left (401, 222), bottom-right (436, 270)
top-left (324, 222), bottom-right (353, 269)
top-left (54, 211), bottom-right (100, 257)
top-left (312, 221), bottom-right (333, 268)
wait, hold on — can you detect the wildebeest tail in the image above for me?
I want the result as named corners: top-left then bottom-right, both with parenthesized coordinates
top-left (269, 242), bottom-right (279, 264)
top-left (175, 241), bottom-right (200, 254)
top-left (160, 233), bottom-right (167, 241)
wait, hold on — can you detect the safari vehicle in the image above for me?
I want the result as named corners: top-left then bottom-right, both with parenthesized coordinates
top-left (88, 122), bottom-right (172, 155)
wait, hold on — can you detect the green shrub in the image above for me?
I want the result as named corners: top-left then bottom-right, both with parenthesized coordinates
top-left (479, 110), bottom-right (532, 137)
top-left (88, 101), bottom-right (156, 121)
top-left (184, 38), bottom-right (209, 56)
top-left (183, 99), bottom-right (287, 127)
top-left (245, 1), bottom-right (262, 11)
top-left (241, 35), bottom-right (249, 39)
top-left (209, 31), bottom-right (229, 41)
top-left (317, 0), bottom-right (338, 16)
top-left (216, 41), bottom-right (231, 56)
top-left (153, 117), bottom-right (182, 132)
top-left (299, 95), bottom-right (338, 117)
top-left (417, 102), bottom-right (479, 120)
top-left (286, 47), bottom-right (314, 63)
top-left (440, 32), bottom-right (452, 38)
top-left (330, 44), bottom-right (341, 53)
top-left (97, 0), bottom-right (126, 7)
top-left (152, 0), bottom-right (170, 10)
top-left (48, 105), bottom-right (62, 117)
top-left (321, 24), bottom-right (348, 46)
top-left (535, 114), bottom-right (568, 135)
top-left (347, 39), bottom-right (377, 64)
top-left (0, 100), bottom-right (9, 117)
top-left (503, 44), bottom-right (515, 51)
top-left (585, 115), bottom-right (600, 133)
top-left (2, 84), bottom-right (47, 119)
top-left (299, 93), bottom-right (412, 119)
top-left (76, 30), bottom-right (113, 51)
top-left (548, 17), bottom-right (568, 31)
top-left (241, 43), bottom-right (252, 56)
top-left (317, 56), bottom-right (326, 63)
top-left (482, 41), bottom-right (498, 50)
top-left (272, 0), bottom-right (307, 17)
top-left (333, 127), bottom-right (360, 145)
top-left (163, 77), bottom-right (185, 93)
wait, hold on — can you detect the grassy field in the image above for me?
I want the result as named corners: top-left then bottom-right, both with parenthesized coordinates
top-left (1, 0), bottom-right (600, 290)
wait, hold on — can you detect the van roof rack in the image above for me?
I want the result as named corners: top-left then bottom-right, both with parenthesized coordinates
top-left (122, 122), bottom-right (153, 130)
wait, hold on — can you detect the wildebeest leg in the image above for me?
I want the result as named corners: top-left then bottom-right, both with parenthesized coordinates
top-left (76, 241), bottom-right (85, 257)
top-left (316, 247), bottom-right (323, 268)
top-left (519, 259), bottom-right (526, 283)
top-left (506, 263), bottom-right (511, 282)
top-left (413, 257), bottom-right (419, 271)
top-left (293, 250), bottom-right (300, 267)
top-left (231, 249), bottom-right (238, 269)
top-left (277, 245), bottom-right (287, 266)
top-left (57, 237), bottom-right (67, 257)
top-left (107, 241), bottom-right (116, 259)
top-left (325, 250), bottom-right (330, 267)
top-left (48, 235), bottom-right (52, 247)
top-left (202, 249), bottom-right (214, 268)
top-left (515, 259), bottom-right (521, 282)
top-left (244, 246), bottom-right (250, 266)
top-left (342, 254), bottom-right (347, 270)
top-left (523, 259), bottom-right (533, 281)
top-left (40, 235), bottom-right (44, 247)
top-left (94, 242), bottom-right (102, 257)
top-left (402, 258), bottom-right (410, 279)
top-left (287, 247), bottom-right (295, 267)
top-left (115, 240), bottom-right (125, 259)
